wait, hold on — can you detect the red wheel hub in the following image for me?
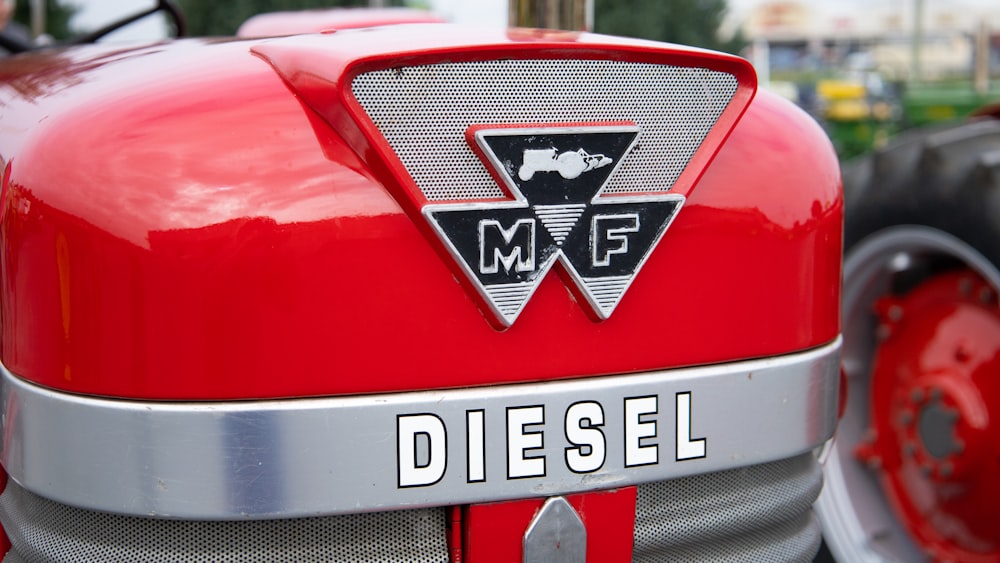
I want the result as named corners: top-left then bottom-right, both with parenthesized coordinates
top-left (855, 270), bottom-right (1000, 561)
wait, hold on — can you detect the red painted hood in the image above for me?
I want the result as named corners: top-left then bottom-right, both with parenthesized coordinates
top-left (0, 26), bottom-right (842, 400)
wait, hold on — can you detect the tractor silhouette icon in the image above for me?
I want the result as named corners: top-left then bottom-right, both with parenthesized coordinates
top-left (518, 148), bottom-right (613, 181)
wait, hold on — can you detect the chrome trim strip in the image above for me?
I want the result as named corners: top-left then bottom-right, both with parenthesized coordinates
top-left (1, 338), bottom-right (840, 520)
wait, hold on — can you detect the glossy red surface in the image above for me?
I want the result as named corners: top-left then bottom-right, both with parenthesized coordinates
top-left (463, 488), bottom-right (636, 562)
top-left (0, 27), bottom-right (842, 400)
top-left (859, 271), bottom-right (1000, 561)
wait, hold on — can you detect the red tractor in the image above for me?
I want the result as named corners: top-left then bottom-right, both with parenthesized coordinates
top-left (0, 3), bottom-right (847, 561)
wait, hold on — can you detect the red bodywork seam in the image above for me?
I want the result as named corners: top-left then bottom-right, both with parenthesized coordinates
top-left (448, 505), bottom-right (464, 563)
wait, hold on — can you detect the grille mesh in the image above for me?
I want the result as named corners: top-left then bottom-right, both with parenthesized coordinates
top-left (633, 452), bottom-right (823, 562)
top-left (351, 59), bottom-right (738, 200)
top-left (0, 484), bottom-right (447, 563)
top-left (1, 454), bottom-right (819, 562)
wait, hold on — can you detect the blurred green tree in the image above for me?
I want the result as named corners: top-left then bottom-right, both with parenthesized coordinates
top-left (177, 0), bottom-right (409, 37)
top-left (594, 0), bottom-right (744, 54)
top-left (13, 0), bottom-right (78, 40)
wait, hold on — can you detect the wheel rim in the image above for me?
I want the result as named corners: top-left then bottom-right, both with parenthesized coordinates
top-left (817, 225), bottom-right (1000, 562)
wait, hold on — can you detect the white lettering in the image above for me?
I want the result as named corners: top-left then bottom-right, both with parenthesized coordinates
top-left (592, 214), bottom-right (640, 267)
top-left (625, 396), bottom-right (658, 467)
top-left (676, 392), bottom-right (707, 460)
top-left (467, 410), bottom-right (486, 482)
top-left (397, 414), bottom-right (447, 487)
top-left (565, 401), bottom-right (606, 473)
top-left (507, 406), bottom-right (546, 478)
top-left (396, 392), bottom-right (705, 487)
top-left (479, 219), bottom-right (536, 274)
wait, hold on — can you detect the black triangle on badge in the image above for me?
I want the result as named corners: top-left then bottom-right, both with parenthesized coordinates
top-left (424, 123), bottom-right (684, 327)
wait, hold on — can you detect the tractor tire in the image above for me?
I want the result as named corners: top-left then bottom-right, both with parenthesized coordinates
top-left (816, 118), bottom-right (1000, 562)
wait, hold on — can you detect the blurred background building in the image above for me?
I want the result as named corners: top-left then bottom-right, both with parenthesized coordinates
top-left (725, 0), bottom-right (1000, 82)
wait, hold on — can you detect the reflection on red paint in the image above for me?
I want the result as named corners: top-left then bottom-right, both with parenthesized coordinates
top-left (0, 32), bottom-right (840, 400)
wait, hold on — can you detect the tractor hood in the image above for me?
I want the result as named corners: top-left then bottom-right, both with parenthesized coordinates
top-left (0, 25), bottom-right (842, 400)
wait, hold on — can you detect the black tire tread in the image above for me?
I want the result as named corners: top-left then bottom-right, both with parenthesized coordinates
top-left (842, 118), bottom-right (1000, 261)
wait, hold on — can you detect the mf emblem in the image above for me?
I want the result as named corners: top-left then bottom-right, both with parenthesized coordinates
top-left (424, 124), bottom-right (684, 327)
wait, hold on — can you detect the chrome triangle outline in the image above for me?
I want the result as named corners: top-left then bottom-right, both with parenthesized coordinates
top-left (423, 123), bottom-right (685, 327)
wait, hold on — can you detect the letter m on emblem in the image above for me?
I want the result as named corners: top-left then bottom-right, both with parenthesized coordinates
top-left (478, 219), bottom-right (535, 274)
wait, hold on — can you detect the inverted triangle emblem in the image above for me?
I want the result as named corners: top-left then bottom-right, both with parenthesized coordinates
top-left (424, 123), bottom-right (684, 328)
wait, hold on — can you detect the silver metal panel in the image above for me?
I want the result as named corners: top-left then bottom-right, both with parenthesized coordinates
top-left (0, 339), bottom-right (839, 520)
top-left (633, 452), bottom-right (822, 561)
top-left (523, 497), bottom-right (586, 563)
top-left (351, 59), bottom-right (738, 200)
top-left (0, 481), bottom-right (448, 563)
top-left (0, 454), bottom-right (821, 562)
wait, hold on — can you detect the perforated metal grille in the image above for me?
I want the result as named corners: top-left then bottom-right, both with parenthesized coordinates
top-left (1, 454), bottom-right (819, 561)
top-left (352, 59), bottom-right (738, 200)
top-left (0, 483), bottom-right (447, 563)
top-left (633, 452), bottom-right (823, 562)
